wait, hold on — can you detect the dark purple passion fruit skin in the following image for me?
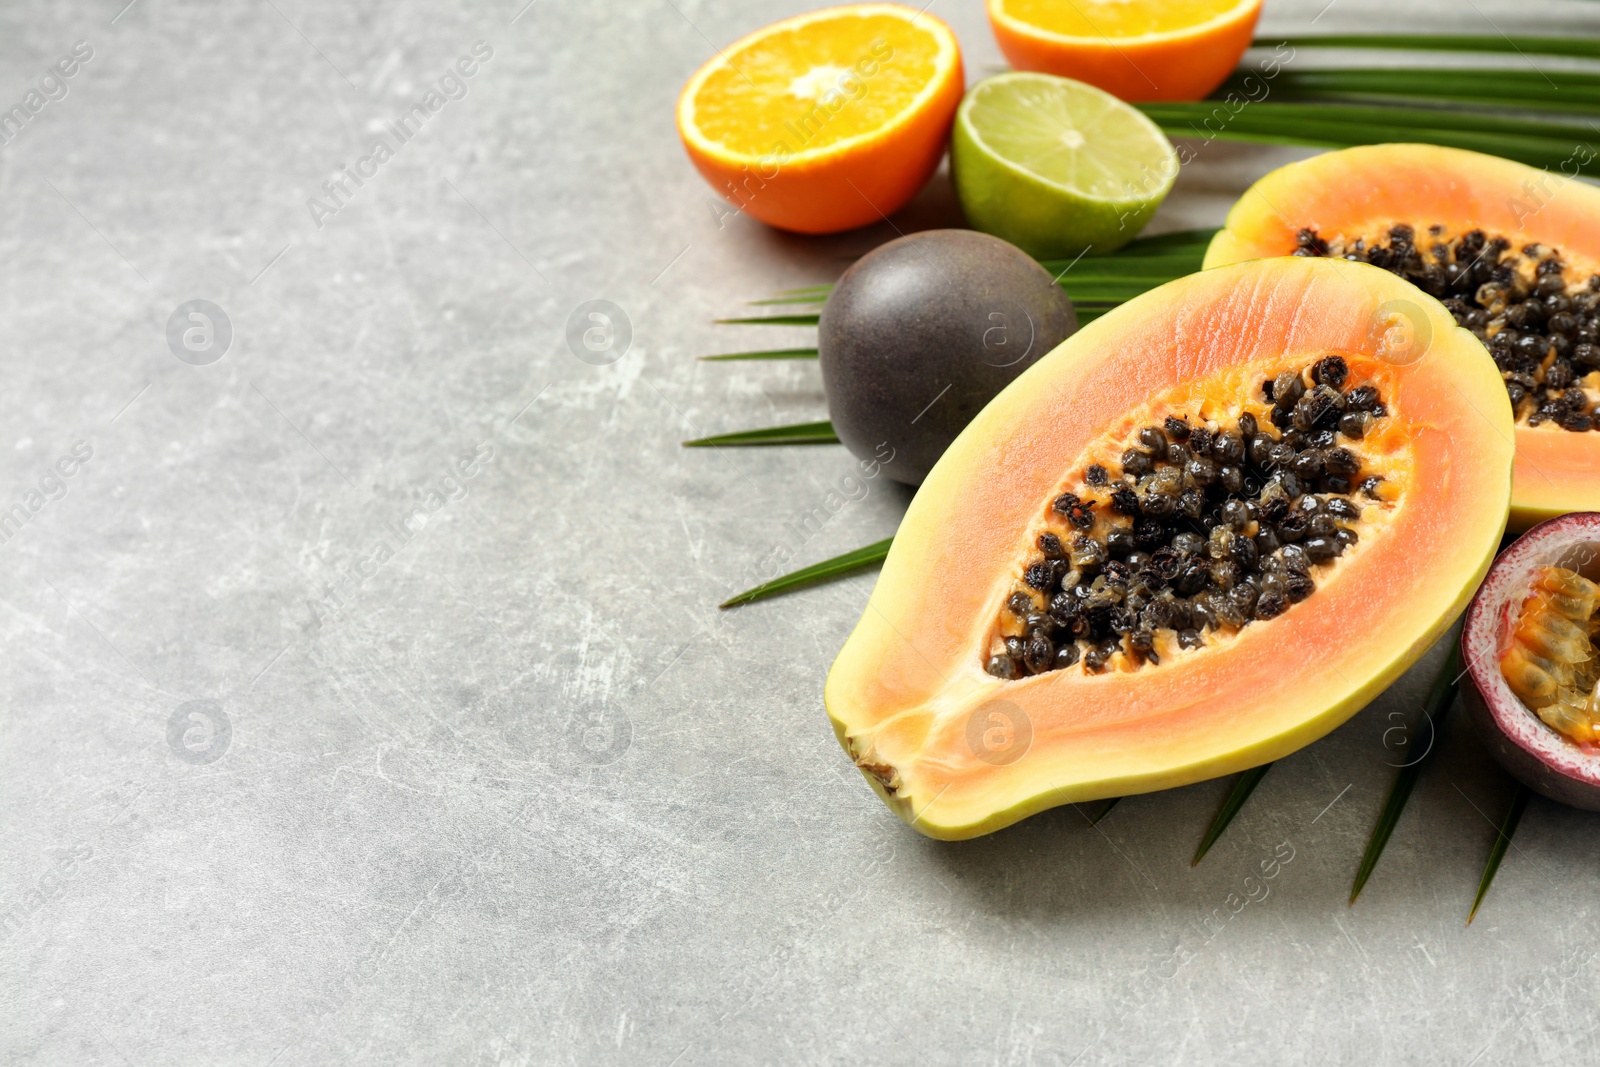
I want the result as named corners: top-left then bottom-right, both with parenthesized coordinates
top-left (819, 229), bottom-right (1078, 485)
top-left (1462, 512), bottom-right (1600, 810)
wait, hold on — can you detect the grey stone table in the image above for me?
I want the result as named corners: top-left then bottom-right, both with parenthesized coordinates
top-left (2, 1), bottom-right (1596, 1064)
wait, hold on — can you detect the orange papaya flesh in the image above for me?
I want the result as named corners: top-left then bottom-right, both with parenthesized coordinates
top-left (825, 256), bottom-right (1512, 840)
top-left (984, 357), bottom-right (1410, 675)
top-left (1204, 143), bottom-right (1600, 531)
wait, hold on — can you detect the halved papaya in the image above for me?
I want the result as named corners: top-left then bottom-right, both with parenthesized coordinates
top-left (825, 256), bottom-right (1512, 839)
top-left (1204, 143), bottom-right (1600, 530)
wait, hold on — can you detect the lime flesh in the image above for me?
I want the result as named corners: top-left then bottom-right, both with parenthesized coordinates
top-left (951, 72), bottom-right (1179, 257)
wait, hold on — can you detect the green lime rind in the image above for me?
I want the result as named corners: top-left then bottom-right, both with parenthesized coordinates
top-left (952, 72), bottom-right (1179, 259)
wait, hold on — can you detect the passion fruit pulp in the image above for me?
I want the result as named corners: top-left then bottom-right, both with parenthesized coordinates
top-left (1463, 512), bottom-right (1600, 809)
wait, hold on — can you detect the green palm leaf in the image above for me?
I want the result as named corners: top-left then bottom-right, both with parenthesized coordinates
top-left (746, 293), bottom-right (832, 306)
top-left (1224, 68), bottom-right (1600, 115)
top-left (1158, 101), bottom-right (1600, 139)
top-left (1469, 784), bottom-right (1532, 924)
top-left (1272, 34), bottom-right (1600, 60)
top-left (1088, 227), bottom-right (1219, 253)
top-left (1193, 763), bottom-right (1274, 865)
top-left (1086, 797), bottom-right (1121, 826)
top-left (1040, 258), bottom-right (1208, 279)
top-left (700, 347), bottom-right (819, 361)
top-left (682, 420), bottom-right (838, 447)
top-left (1350, 643), bottom-right (1461, 903)
top-left (715, 313), bottom-right (821, 327)
top-left (720, 537), bottom-right (893, 608)
top-left (1140, 102), bottom-right (1600, 173)
top-left (730, 229), bottom-right (1218, 311)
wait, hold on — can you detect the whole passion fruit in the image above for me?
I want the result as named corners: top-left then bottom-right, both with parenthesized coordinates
top-left (819, 229), bottom-right (1078, 485)
top-left (1463, 512), bottom-right (1600, 809)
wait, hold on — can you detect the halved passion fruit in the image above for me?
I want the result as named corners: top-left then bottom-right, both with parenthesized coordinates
top-left (826, 255), bottom-right (1512, 839)
top-left (1464, 513), bottom-right (1600, 810)
top-left (1205, 143), bottom-right (1600, 529)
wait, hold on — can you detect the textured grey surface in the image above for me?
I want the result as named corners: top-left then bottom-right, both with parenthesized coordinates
top-left (2, 1), bottom-right (1598, 1064)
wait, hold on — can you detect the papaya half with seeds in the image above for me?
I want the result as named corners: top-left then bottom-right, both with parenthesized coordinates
top-left (825, 256), bottom-right (1512, 840)
top-left (1204, 143), bottom-right (1600, 530)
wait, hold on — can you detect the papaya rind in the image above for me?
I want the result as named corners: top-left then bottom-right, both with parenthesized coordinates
top-left (825, 255), bottom-right (1512, 840)
top-left (1203, 142), bottom-right (1600, 531)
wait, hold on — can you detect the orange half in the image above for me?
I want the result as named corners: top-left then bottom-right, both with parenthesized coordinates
top-left (986, 0), bottom-right (1262, 103)
top-left (677, 4), bottom-right (963, 234)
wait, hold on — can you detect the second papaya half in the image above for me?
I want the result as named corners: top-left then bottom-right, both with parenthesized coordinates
top-left (826, 256), bottom-right (1512, 840)
top-left (1206, 143), bottom-right (1600, 530)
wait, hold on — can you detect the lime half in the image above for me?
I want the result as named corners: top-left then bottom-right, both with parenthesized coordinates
top-left (951, 72), bottom-right (1179, 258)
